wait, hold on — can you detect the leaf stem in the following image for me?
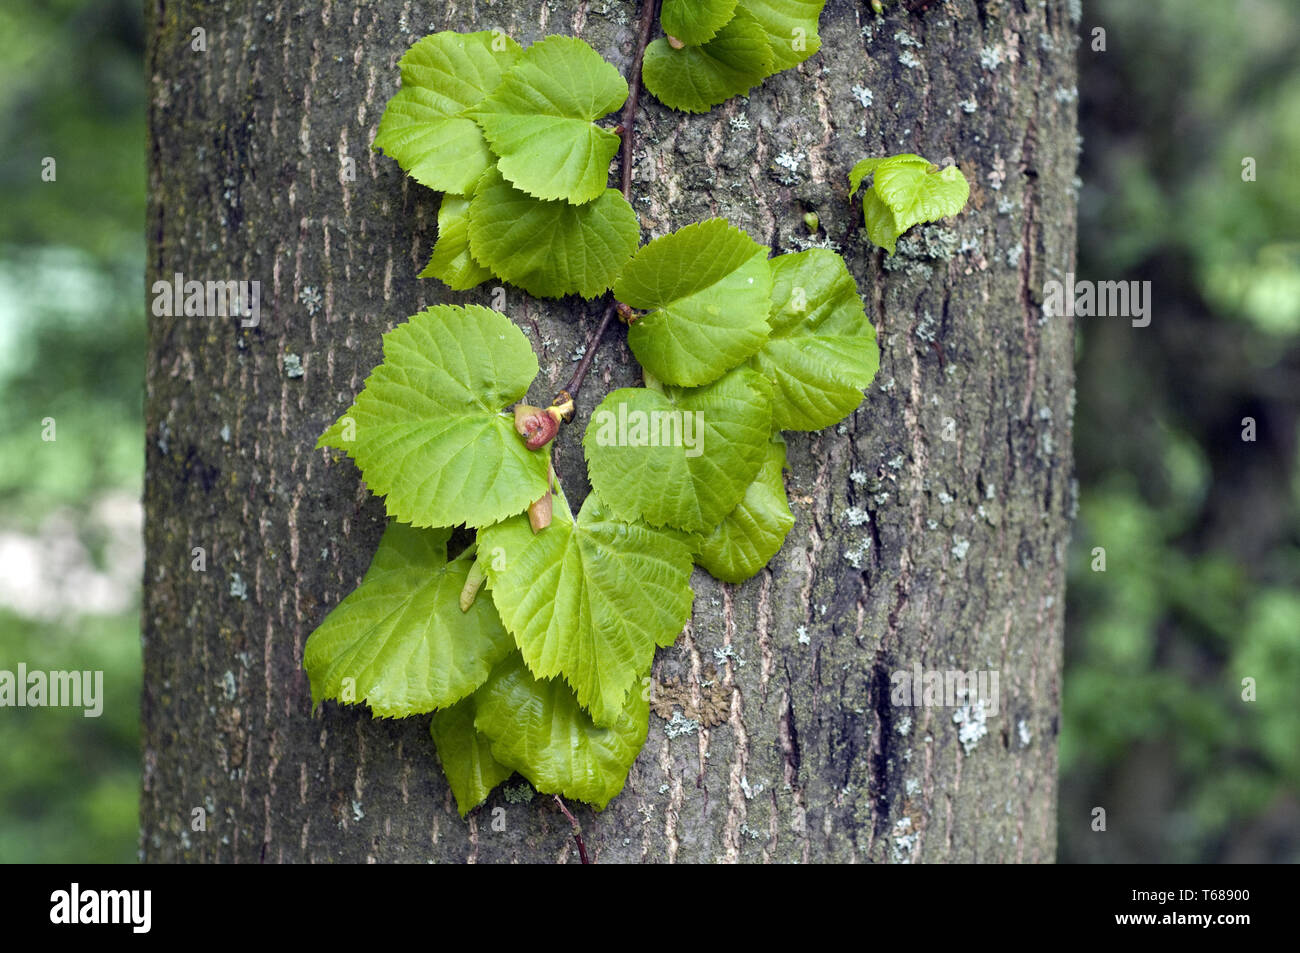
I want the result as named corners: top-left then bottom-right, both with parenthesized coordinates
top-left (553, 794), bottom-right (592, 864)
top-left (559, 0), bottom-right (659, 403)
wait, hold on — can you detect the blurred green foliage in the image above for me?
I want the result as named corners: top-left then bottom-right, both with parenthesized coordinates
top-left (1064, 0), bottom-right (1300, 861)
top-left (0, 0), bottom-right (144, 862)
top-left (0, 611), bottom-right (141, 862)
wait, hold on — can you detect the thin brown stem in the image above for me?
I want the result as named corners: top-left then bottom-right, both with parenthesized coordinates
top-left (559, 0), bottom-right (659, 402)
top-left (553, 795), bottom-right (591, 864)
top-left (561, 299), bottom-right (618, 397)
top-left (620, 0), bottom-right (658, 200)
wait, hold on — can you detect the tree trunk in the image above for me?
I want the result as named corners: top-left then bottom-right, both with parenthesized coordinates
top-left (143, 0), bottom-right (1077, 863)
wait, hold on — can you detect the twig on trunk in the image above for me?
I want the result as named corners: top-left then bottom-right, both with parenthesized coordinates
top-left (558, 0), bottom-right (659, 403)
top-left (553, 795), bottom-right (591, 864)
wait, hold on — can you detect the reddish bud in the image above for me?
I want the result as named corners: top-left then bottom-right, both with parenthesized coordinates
top-left (514, 404), bottom-right (559, 451)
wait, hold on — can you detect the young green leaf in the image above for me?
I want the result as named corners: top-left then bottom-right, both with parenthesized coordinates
top-left (317, 304), bottom-right (549, 528)
top-left (372, 31), bottom-right (523, 194)
top-left (860, 188), bottom-right (905, 255)
top-left (430, 696), bottom-right (516, 816)
top-left (303, 523), bottom-right (515, 717)
top-left (848, 156), bottom-right (905, 199)
top-left (468, 169), bottom-right (640, 299)
top-left (850, 154), bottom-right (970, 255)
top-left (478, 490), bottom-right (694, 728)
top-left (473, 652), bottom-right (649, 811)
top-left (583, 366), bottom-right (774, 532)
top-left (642, 10), bottom-right (775, 113)
top-left (873, 160), bottom-right (970, 230)
top-left (419, 194), bottom-right (493, 290)
top-left (696, 435), bottom-right (795, 583)
top-left (749, 248), bottom-right (879, 430)
top-left (617, 219), bottom-right (773, 387)
top-left (472, 36), bottom-right (628, 204)
top-left (661, 0), bottom-right (741, 46)
top-left (737, 0), bottom-right (826, 71)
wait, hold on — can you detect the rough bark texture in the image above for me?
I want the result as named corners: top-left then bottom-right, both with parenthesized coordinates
top-left (142, 0), bottom-right (1077, 863)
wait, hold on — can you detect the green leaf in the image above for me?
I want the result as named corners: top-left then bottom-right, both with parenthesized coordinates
top-left (317, 304), bottom-right (549, 528)
top-left (419, 194), bottom-right (493, 290)
top-left (861, 187), bottom-right (905, 255)
top-left (737, 0), bottom-right (826, 71)
top-left (696, 435), bottom-right (795, 583)
top-left (642, 10), bottom-right (775, 114)
top-left (872, 160), bottom-right (971, 230)
top-left (662, 0), bottom-right (740, 45)
top-left (750, 249), bottom-right (879, 430)
top-left (303, 522), bottom-right (515, 717)
top-left (849, 155), bottom-right (970, 255)
top-left (478, 490), bottom-right (694, 727)
top-left (583, 366), bottom-right (774, 532)
top-left (431, 696), bottom-right (515, 816)
top-left (472, 36), bottom-right (627, 204)
top-left (373, 31), bottom-right (523, 194)
top-left (618, 219), bottom-right (773, 386)
top-left (468, 169), bottom-right (640, 299)
top-left (474, 652), bottom-right (649, 811)
top-left (848, 156), bottom-right (901, 198)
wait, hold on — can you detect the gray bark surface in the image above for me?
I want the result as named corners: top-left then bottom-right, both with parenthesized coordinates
top-left (143, 0), bottom-right (1077, 863)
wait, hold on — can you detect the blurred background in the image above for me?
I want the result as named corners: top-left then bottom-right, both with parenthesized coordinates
top-left (1063, 0), bottom-right (1300, 862)
top-left (0, 0), bottom-right (1295, 862)
top-left (0, 0), bottom-right (144, 861)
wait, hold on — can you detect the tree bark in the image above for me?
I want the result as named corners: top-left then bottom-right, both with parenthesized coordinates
top-left (143, 0), bottom-right (1077, 863)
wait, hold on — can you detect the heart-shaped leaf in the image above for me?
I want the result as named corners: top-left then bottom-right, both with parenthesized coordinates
top-left (850, 155), bottom-right (970, 255)
top-left (584, 366), bottom-right (774, 532)
top-left (642, 10), bottom-right (775, 113)
top-left (618, 219), bottom-right (773, 386)
top-left (478, 490), bottom-right (694, 727)
top-left (472, 36), bottom-right (628, 204)
top-left (372, 31), bottom-right (523, 194)
top-left (696, 435), bottom-right (795, 583)
top-left (873, 160), bottom-right (970, 229)
top-left (468, 169), bottom-right (640, 299)
top-left (473, 652), bottom-right (649, 811)
top-left (750, 249), bottom-right (879, 430)
top-left (318, 304), bottom-right (549, 528)
top-left (303, 522), bottom-right (515, 717)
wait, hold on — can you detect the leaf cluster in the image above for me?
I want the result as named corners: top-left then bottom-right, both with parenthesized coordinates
top-left (373, 31), bottom-right (640, 299)
top-left (306, 30), bottom-right (880, 815)
top-left (645, 0), bottom-right (828, 113)
top-left (309, 304), bottom-right (677, 812)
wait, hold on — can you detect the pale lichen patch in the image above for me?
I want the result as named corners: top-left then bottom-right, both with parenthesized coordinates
top-left (953, 700), bottom-right (989, 755)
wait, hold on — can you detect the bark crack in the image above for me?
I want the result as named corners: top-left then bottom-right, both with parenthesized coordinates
top-left (1018, 117), bottom-right (1041, 419)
